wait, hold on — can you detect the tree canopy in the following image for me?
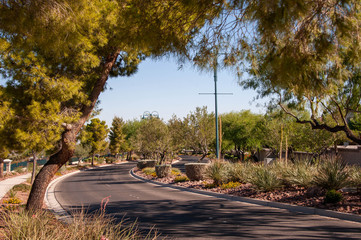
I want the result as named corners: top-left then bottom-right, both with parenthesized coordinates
top-left (195, 0), bottom-right (361, 144)
top-left (0, 0), bottom-right (225, 210)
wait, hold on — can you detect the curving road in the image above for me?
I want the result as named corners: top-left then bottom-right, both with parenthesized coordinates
top-left (55, 158), bottom-right (361, 239)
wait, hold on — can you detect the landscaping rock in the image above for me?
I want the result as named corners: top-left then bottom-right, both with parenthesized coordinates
top-left (155, 165), bottom-right (172, 178)
top-left (137, 160), bottom-right (157, 169)
top-left (185, 163), bottom-right (208, 181)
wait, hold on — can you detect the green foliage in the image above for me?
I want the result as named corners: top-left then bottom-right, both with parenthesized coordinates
top-left (206, 161), bottom-right (228, 186)
top-left (349, 166), bottom-right (361, 189)
top-left (324, 190), bottom-right (343, 204)
top-left (221, 181), bottom-right (241, 190)
top-left (222, 111), bottom-right (266, 160)
top-left (133, 118), bottom-right (171, 163)
top-left (109, 117), bottom-right (127, 155)
top-left (314, 157), bottom-right (350, 190)
top-left (249, 166), bottom-right (282, 192)
top-left (174, 175), bottom-right (189, 183)
top-left (227, 162), bottom-right (252, 183)
top-left (285, 161), bottom-right (317, 188)
top-left (184, 106), bottom-right (215, 160)
top-left (74, 144), bottom-right (91, 161)
top-left (215, 1), bottom-right (361, 144)
top-left (80, 118), bottom-right (109, 157)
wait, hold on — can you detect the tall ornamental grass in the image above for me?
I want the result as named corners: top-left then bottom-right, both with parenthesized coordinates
top-left (1, 209), bottom-right (158, 240)
top-left (313, 156), bottom-right (350, 190)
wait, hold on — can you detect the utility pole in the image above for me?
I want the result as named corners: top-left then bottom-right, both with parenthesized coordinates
top-left (199, 54), bottom-right (232, 159)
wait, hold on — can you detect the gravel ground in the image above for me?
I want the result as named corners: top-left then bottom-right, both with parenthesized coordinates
top-left (134, 168), bottom-right (361, 215)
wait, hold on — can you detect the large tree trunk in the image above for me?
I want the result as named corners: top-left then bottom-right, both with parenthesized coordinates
top-left (26, 49), bottom-right (120, 211)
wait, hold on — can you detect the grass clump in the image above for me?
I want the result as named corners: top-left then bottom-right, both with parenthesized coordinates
top-left (314, 156), bottom-right (350, 190)
top-left (221, 181), bottom-right (241, 190)
top-left (249, 165), bottom-right (282, 192)
top-left (142, 167), bottom-right (156, 177)
top-left (206, 161), bottom-right (228, 186)
top-left (174, 175), bottom-right (189, 183)
top-left (286, 160), bottom-right (316, 188)
top-left (1, 209), bottom-right (158, 240)
top-left (11, 183), bottom-right (31, 193)
top-left (324, 189), bottom-right (343, 204)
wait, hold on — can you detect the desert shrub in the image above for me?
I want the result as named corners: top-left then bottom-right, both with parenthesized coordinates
top-left (348, 165), bottom-right (361, 190)
top-left (1, 209), bottom-right (157, 240)
top-left (142, 167), bottom-right (155, 176)
top-left (105, 157), bottom-right (116, 164)
top-left (206, 161), bottom-right (229, 186)
top-left (174, 175), bottom-right (189, 183)
top-left (314, 157), bottom-right (350, 190)
top-left (96, 157), bottom-right (105, 165)
top-left (12, 183), bottom-right (31, 193)
top-left (13, 166), bottom-right (25, 174)
top-left (221, 181), bottom-right (241, 189)
top-left (249, 165), bottom-right (282, 192)
top-left (286, 160), bottom-right (317, 188)
top-left (268, 161), bottom-right (293, 186)
top-left (3, 197), bottom-right (22, 204)
top-left (324, 189), bottom-right (343, 204)
top-left (171, 168), bottom-right (181, 176)
top-left (204, 182), bottom-right (218, 189)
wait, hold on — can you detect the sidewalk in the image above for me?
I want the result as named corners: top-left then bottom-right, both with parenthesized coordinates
top-left (0, 173), bottom-right (31, 199)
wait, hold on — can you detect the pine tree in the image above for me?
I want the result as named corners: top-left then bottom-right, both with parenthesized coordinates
top-left (81, 118), bottom-right (109, 166)
top-left (0, 0), bottom-right (224, 210)
top-left (109, 117), bottom-right (126, 158)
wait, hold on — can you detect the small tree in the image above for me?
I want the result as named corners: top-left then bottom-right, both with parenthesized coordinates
top-left (184, 106), bottom-right (215, 161)
top-left (74, 144), bottom-right (91, 163)
top-left (109, 116), bottom-right (126, 158)
top-left (168, 115), bottom-right (187, 157)
top-left (80, 118), bottom-right (109, 166)
top-left (222, 110), bottom-right (265, 161)
top-left (133, 118), bottom-right (171, 164)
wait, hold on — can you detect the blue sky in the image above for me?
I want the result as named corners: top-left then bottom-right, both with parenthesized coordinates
top-left (98, 57), bottom-right (268, 125)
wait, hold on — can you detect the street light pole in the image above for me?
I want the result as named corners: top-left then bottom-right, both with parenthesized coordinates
top-left (214, 57), bottom-right (219, 159)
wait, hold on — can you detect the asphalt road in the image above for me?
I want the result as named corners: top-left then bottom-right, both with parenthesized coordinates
top-left (55, 158), bottom-right (361, 239)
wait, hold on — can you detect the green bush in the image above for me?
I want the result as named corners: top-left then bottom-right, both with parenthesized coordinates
top-left (314, 157), bottom-right (350, 190)
top-left (221, 181), bottom-right (241, 189)
top-left (206, 161), bottom-right (229, 186)
top-left (324, 189), bottom-right (343, 204)
top-left (174, 175), bottom-right (189, 183)
top-left (96, 157), bottom-right (105, 165)
top-left (249, 166), bottom-right (282, 192)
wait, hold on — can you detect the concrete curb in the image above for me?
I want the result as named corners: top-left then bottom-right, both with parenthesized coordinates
top-left (130, 169), bottom-right (361, 224)
top-left (45, 171), bottom-right (80, 223)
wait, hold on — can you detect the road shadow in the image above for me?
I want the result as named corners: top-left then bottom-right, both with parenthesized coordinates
top-left (64, 198), bottom-right (361, 240)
